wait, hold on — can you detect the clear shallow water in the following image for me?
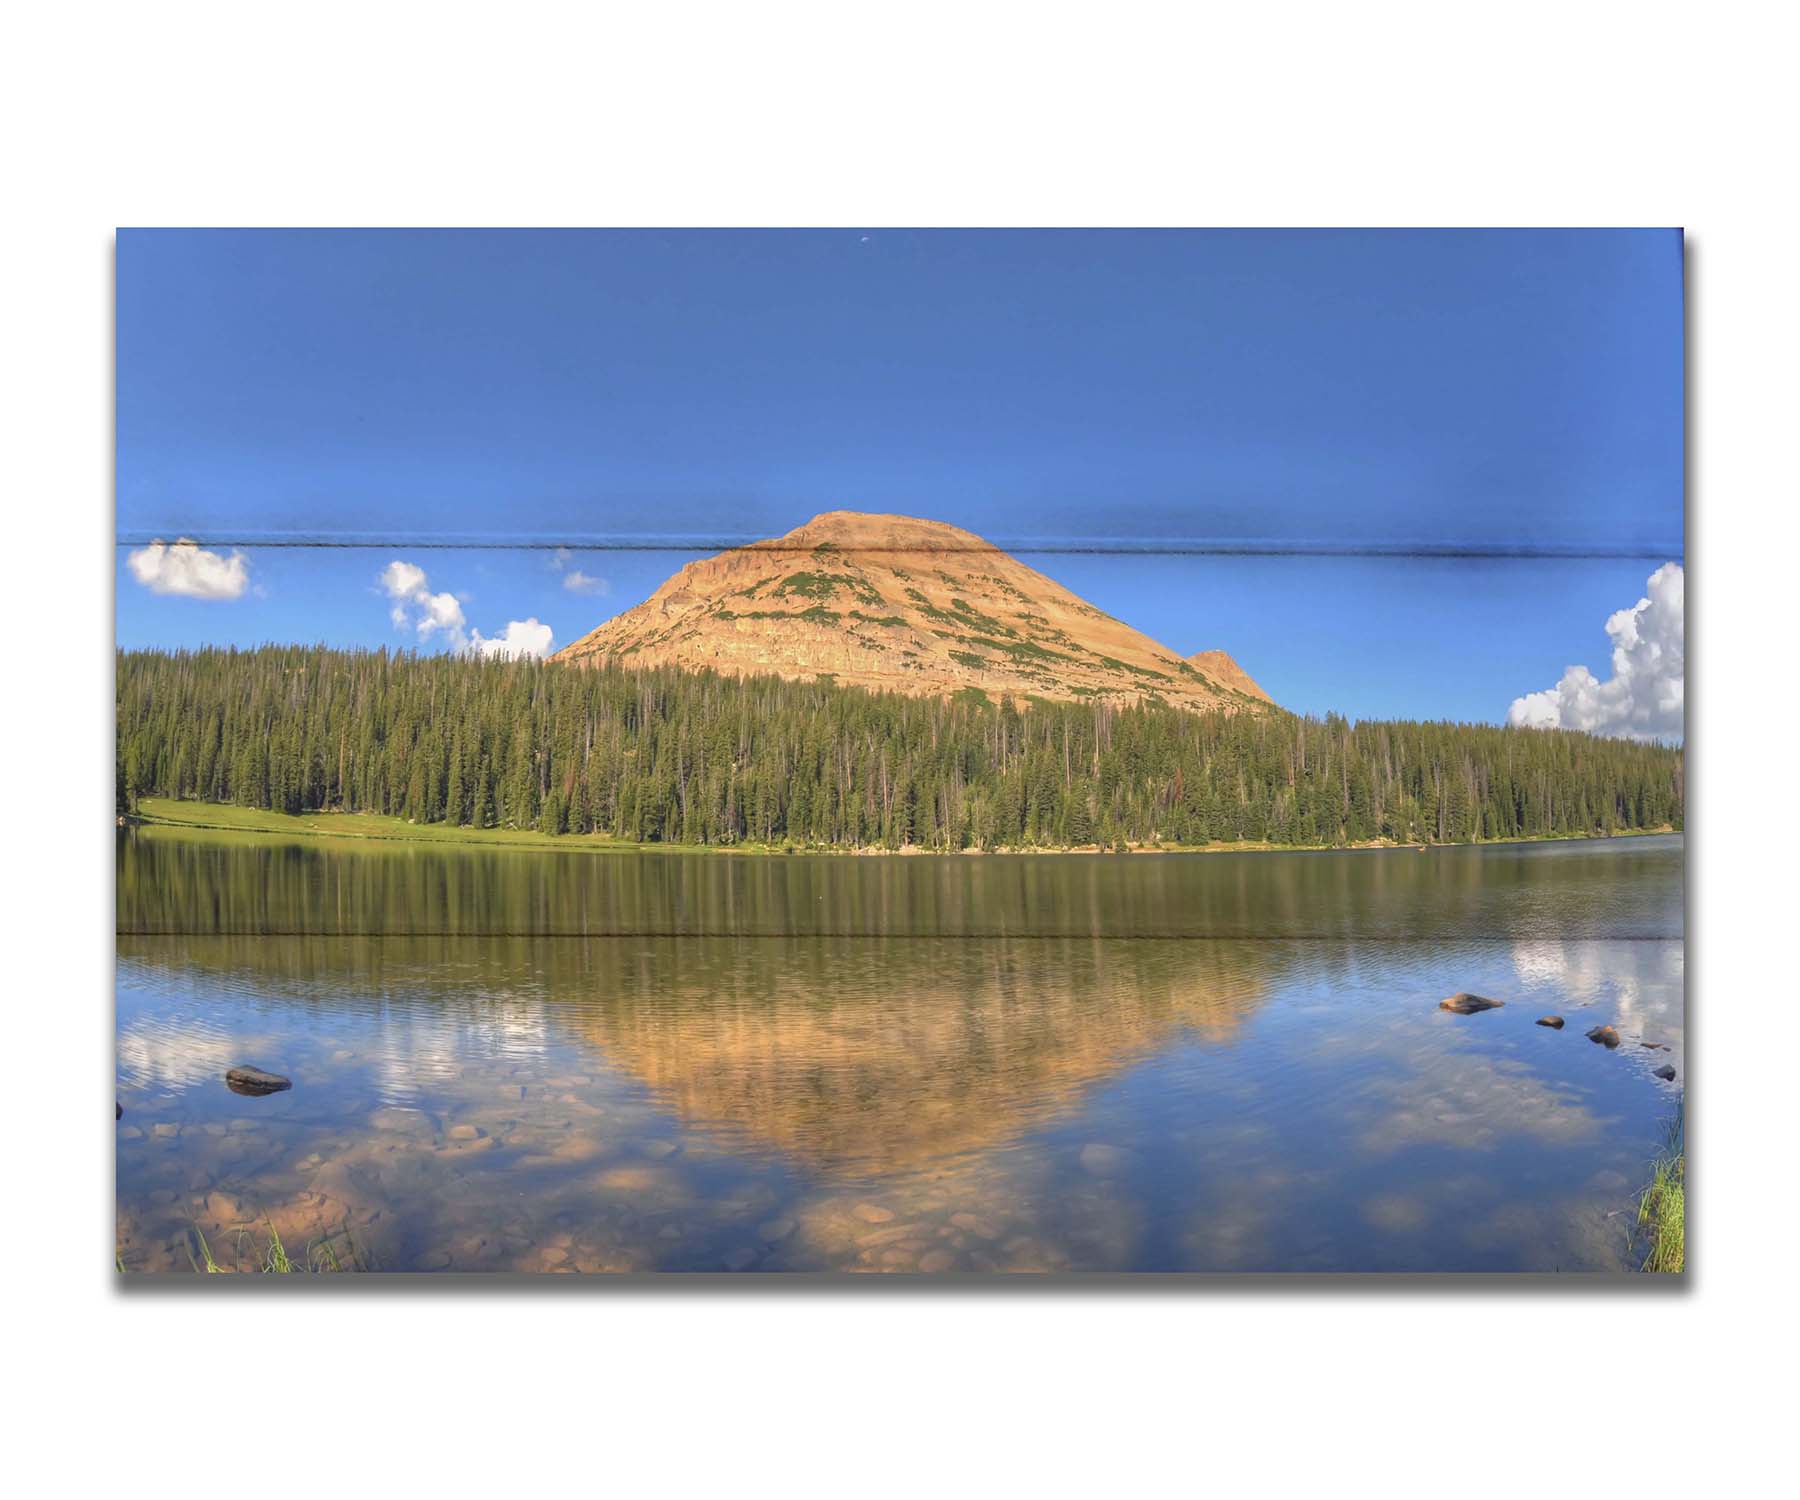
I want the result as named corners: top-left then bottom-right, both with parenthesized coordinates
top-left (116, 830), bottom-right (1684, 1273)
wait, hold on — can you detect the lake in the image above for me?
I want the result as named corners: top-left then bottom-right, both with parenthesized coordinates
top-left (116, 828), bottom-right (1684, 1273)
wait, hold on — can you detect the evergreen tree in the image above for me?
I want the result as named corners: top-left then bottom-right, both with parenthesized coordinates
top-left (115, 645), bottom-right (1685, 852)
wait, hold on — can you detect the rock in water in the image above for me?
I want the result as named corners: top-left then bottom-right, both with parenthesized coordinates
top-left (1440, 992), bottom-right (1505, 1014)
top-left (225, 1066), bottom-right (292, 1096)
top-left (116, 1100), bottom-right (123, 1119)
top-left (1536, 1016), bottom-right (1565, 1029)
top-left (1653, 1064), bottom-right (1677, 1081)
top-left (1585, 1025), bottom-right (1621, 1049)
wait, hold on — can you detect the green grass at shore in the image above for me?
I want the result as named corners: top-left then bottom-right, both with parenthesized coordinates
top-left (132, 798), bottom-right (721, 855)
top-left (166, 1217), bottom-right (370, 1274)
top-left (130, 797), bottom-right (1678, 859)
top-left (1635, 1105), bottom-right (1685, 1274)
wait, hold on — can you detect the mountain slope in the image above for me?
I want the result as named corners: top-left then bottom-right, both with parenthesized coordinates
top-left (553, 511), bottom-right (1271, 713)
top-left (1185, 650), bottom-right (1271, 704)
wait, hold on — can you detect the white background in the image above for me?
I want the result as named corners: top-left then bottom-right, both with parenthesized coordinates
top-left (5, 2), bottom-right (1795, 1494)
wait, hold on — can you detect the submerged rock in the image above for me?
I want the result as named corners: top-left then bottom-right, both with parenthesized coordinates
top-left (1653, 1064), bottom-right (1678, 1082)
top-left (1440, 992), bottom-right (1505, 1014)
top-left (116, 1100), bottom-right (123, 1119)
top-left (1536, 1016), bottom-right (1565, 1029)
top-left (225, 1066), bottom-right (292, 1097)
top-left (1585, 1025), bottom-right (1621, 1049)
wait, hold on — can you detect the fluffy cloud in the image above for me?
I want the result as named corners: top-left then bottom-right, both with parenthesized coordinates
top-left (381, 559), bottom-right (554, 659)
top-left (126, 538), bottom-right (249, 599)
top-left (549, 546), bottom-right (609, 596)
top-left (381, 559), bottom-right (469, 648)
top-left (1507, 562), bottom-right (1684, 741)
top-left (379, 559), bottom-right (428, 599)
top-left (471, 618), bottom-right (555, 659)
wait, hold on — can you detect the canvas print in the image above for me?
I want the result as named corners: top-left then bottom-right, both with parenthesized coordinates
top-left (114, 229), bottom-right (1685, 1275)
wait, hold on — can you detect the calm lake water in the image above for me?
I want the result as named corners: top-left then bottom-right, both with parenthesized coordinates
top-left (116, 829), bottom-right (1684, 1274)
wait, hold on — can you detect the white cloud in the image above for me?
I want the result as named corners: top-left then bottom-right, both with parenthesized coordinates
top-left (380, 560), bottom-right (554, 659)
top-left (379, 559), bottom-right (427, 599)
top-left (471, 618), bottom-right (555, 659)
top-left (1507, 562), bottom-right (1684, 741)
top-left (417, 590), bottom-right (468, 641)
top-left (126, 538), bottom-right (250, 600)
top-left (381, 558), bottom-right (470, 650)
top-left (548, 547), bottom-right (608, 596)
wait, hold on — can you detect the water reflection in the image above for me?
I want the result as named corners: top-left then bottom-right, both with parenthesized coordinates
top-left (116, 831), bottom-right (1684, 1273)
top-left (120, 824), bottom-right (1684, 941)
top-left (1511, 939), bottom-right (1686, 1066)
top-left (117, 1012), bottom-right (243, 1093)
top-left (120, 934), bottom-right (1277, 1174)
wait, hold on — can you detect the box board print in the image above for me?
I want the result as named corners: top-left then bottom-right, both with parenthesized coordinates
top-left (115, 229), bottom-right (1685, 1275)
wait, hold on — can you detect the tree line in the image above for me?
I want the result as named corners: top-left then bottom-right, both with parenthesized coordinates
top-left (116, 645), bottom-right (1684, 851)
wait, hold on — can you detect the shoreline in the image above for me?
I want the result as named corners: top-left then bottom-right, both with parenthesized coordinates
top-left (128, 798), bottom-right (1679, 860)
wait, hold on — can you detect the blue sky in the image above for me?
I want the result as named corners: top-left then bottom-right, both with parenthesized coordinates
top-left (116, 229), bottom-right (1684, 724)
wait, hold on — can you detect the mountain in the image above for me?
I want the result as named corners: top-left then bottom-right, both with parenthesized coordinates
top-left (1185, 650), bottom-right (1271, 704)
top-left (553, 511), bottom-right (1271, 713)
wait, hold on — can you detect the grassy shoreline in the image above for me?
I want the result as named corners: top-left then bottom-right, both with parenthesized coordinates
top-left (128, 797), bottom-right (1678, 860)
top-left (1635, 1105), bottom-right (1686, 1273)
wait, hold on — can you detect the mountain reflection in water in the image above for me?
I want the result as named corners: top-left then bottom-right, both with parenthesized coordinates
top-left (116, 830), bottom-right (1683, 1273)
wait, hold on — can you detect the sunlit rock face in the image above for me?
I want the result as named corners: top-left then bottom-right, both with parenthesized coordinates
top-left (1185, 649), bottom-right (1271, 704)
top-left (554, 511), bottom-right (1272, 714)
